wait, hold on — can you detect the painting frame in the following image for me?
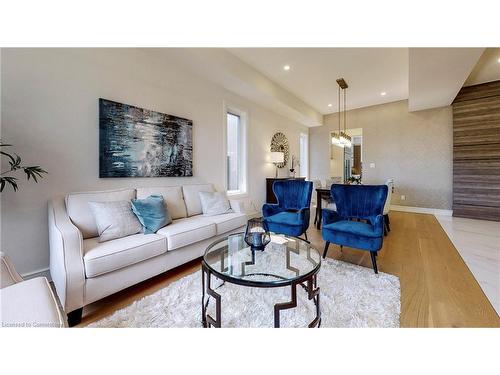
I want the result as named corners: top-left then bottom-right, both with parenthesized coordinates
top-left (99, 98), bottom-right (193, 178)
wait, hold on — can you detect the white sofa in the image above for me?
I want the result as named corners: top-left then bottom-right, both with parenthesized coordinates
top-left (49, 183), bottom-right (247, 326)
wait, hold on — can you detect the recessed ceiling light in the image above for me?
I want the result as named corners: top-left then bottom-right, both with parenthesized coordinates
top-left (380, 92), bottom-right (387, 96)
top-left (283, 65), bottom-right (291, 71)
top-left (328, 103), bottom-right (332, 107)
top-left (497, 57), bottom-right (500, 63)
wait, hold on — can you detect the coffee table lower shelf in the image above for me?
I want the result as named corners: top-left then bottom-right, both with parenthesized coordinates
top-left (201, 262), bottom-right (321, 328)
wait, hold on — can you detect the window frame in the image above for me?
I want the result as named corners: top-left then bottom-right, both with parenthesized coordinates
top-left (223, 102), bottom-right (248, 197)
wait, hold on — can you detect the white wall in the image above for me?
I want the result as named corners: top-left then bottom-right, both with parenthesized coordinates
top-left (0, 48), bottom-right (308, 275)
top-left (310, 100), bottom-right (453, 209)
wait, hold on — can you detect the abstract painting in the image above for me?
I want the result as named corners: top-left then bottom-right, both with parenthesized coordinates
top-left (99, 98), bottom-right (193, 177)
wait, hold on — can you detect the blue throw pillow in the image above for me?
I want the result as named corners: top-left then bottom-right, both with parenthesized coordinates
top-left (131, 195), bottom-right (172, 234)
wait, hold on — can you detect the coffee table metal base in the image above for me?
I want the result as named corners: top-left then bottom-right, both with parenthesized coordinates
top-left (201, 263), bottom-right (321, 328)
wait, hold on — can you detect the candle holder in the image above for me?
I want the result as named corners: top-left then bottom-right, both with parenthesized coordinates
top-left (244, 217), bottom-right (271, 251)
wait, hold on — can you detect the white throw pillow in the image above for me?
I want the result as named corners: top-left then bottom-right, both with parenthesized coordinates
top-left (88, 200), bottom-right (142, 242)
top-left (198, 191), bottom-right (232, 216)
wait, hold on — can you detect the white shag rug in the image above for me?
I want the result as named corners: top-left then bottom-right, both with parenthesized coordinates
top-left (88, 258), bottom-right (400, 328)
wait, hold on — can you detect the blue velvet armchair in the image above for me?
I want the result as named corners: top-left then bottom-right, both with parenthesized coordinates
top-left (322, 184), bottom-right (388, 273)
top-left (262, 180), bottom-right (313, 240)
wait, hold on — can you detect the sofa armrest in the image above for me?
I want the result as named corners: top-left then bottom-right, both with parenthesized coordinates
top-left (262, 203), bottom-right (283, 218)
top-left (322, 209), bottom-right (341, 225)
top-left (0, 252), bottom-right (23, 288)
top-left (370, 214), bottom-right (385, 236)
top-left (48, 197), bottom-right (85, 313)
top-left (298, 207), bottom-right (310, 220)
top-left (0, 277), bottom-right (66, 327)
top-left (229, 199), bottom-right (245, 214)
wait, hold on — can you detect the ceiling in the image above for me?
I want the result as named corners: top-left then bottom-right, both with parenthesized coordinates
top-left (464, 48), bottom-right (500, 86)
top-left (150, 48), bottom-right (492, 127)
top-left (228, 48), bottom-right (409, 114)
top-left (408, 48), bottom-right (484, 111)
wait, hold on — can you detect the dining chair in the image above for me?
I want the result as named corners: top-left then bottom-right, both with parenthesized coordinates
top-left (323, 178), bottom-right (338, 209)
top-left (383, 179), bottom-right (394, 235)
top-left (311, 179), bottom-right (323, 206)
top-left (321, 184), bottom-right (388, 273)
top-left (311, 179), bottom-right (323, 225)
top-left (325, 177), bottom-right (342, 188)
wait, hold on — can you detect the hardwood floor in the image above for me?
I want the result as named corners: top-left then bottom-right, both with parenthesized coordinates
top-left (79, 211), bottom-right (500, 327)
top-left (435, 215), bottom-right (500, 315)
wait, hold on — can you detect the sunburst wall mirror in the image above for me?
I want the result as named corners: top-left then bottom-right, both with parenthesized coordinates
top-left (270, 132), bottom-right (289, 169)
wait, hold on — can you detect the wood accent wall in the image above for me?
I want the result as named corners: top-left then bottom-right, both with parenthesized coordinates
top-left (452, 80), bottom-right (500, 221)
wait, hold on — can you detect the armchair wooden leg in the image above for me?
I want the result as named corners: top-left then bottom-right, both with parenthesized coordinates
top-left (339, 245), bottom-right (343, 252)
top-left (370, 252), bottom-right (378, 274)
top-left (384, 214), bottom-right (391, 232)
top-left (304, 232), bottom-right (308, 241)
top-left (67, 307), bottom-right (83, 327)
top-left (322, 242), bottom-right (330, 259)
top-left (384, 222), bottom-right (388, 236)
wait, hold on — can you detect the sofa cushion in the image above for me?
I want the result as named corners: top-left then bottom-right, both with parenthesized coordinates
top-left (131, 195), bottom-right (172, 234)
top-left (66, 188), bottom-right (136, 239)
top-left (157, 215), bottom-right (216, 251)
top-left (136, 186), bottom-right (187, 220)
top-left (207, 212), bottom-right (247, 235)
top-left (199, 191), bottom-right (232, 216)
top-left (323, 220), bottom-right (380, 238)
top-left (83, 233), bottom-right (167, 278)
top-left (266, 211), bottom-right (303, 226)
top-left (89, 200), bottom-right (142, 242)
top-left (0, 277), bottom-right (65, 328)
top-left (182, 184), bottom-right (214, 216)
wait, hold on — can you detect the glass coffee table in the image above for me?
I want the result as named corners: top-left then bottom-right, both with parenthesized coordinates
top-left (201, 233), bottom-right (321, 328)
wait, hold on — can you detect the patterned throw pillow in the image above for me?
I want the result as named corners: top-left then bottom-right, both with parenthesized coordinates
top-left (88, 200), bottom-right (142, 242)
top-left (198, 191), bottom-right (233, 216)
top-left (131, 195), bottom-right (172, 234)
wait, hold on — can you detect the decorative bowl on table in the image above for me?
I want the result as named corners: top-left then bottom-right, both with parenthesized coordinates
top-left (244, 217), bottom-right (271, 251)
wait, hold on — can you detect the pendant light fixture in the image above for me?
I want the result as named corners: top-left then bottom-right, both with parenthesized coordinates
top-left (337, 78), bottom-right (352, 148)
top-left (331, 81), bottom-right (343, 148)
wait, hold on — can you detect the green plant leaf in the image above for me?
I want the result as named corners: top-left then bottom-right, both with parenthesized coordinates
top-left (1, 141), bottom-right (47, 191)
top-left (9, 154), bottom-right (22, 170)
top-left (0, 150), bottom-right (17, 165)
top-left (0, 176), bottom-right (18, 192)
top-left (24, 166), bottom-right (48, 182)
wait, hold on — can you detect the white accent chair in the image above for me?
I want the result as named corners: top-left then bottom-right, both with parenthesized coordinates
top-left (0, 252), bottom-right (65, 328)
top-left (49, 184), bottom-right (247, 326)
top-left (383, 179), bottom-right (394, 235)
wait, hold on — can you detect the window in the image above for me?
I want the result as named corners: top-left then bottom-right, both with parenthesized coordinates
top-left (225, 108), bottom-right (247, 195)
top-left (299, 132), bottom-right (309, 178)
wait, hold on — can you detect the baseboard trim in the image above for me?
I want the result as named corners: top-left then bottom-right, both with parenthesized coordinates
top-left (390, 205), bottom-right (453, 216)
top-left (21, 267), bottom-right (51, 281)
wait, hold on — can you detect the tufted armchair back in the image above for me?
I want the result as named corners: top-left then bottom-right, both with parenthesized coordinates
top-left (331, 184), bottom-right (388, 221)
top-left (273, 180), bottom-right (313, 210)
